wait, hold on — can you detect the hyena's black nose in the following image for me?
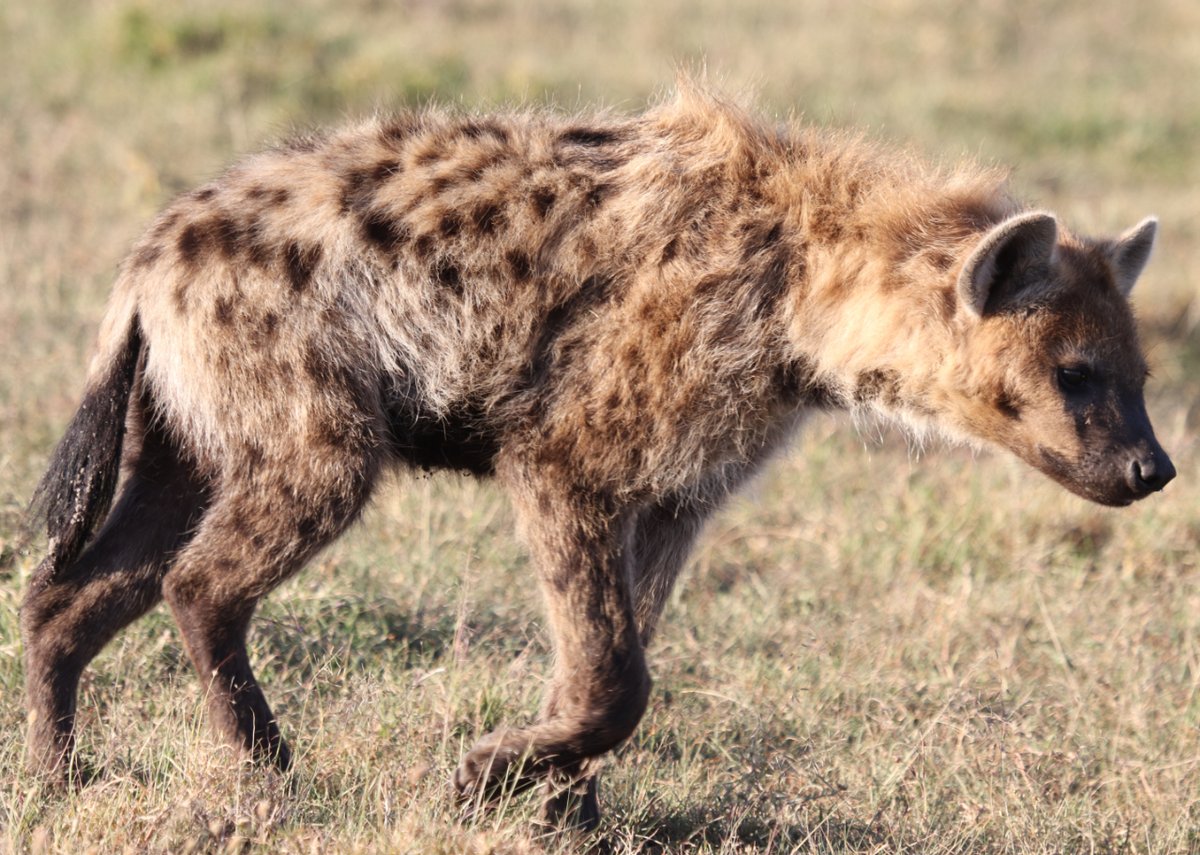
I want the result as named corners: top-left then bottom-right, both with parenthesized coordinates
top-left (1128, 450), bottom-right (1176, 494)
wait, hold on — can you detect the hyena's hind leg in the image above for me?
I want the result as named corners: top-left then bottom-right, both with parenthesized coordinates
top-left (21, 411), bottom-right (212, 780)
top-left (540, 489), bottom-right (718, 829)
top-left (160, 440), bottom-right (379, 770)
top-left (454, 465), bottom-right (651, 824)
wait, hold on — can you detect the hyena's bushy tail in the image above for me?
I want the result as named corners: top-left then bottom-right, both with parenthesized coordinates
top-left (28, 293), bottom-right (143, 575)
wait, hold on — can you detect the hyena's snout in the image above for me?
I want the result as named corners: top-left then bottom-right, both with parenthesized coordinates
top-left (1118, 393), bottom-right (1175, 500)
top-left (1125, 437), bottom-right (1175, 497)
top-left (1039, 395), bottom-right (1177, 507)
top-left (1103, 395), bottom-right (1175, 503)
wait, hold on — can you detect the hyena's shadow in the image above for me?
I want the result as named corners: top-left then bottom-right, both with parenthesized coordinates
top-left (601, 804), bottom-right (895, 854)
top-left (246, 593), bottom-right (504, 680)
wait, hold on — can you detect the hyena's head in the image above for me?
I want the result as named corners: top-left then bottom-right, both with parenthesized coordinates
top-left (941, 211), bottom-right (1174, 506)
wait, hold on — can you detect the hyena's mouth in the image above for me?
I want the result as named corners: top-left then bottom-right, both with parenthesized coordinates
top-left (1034, 446), bottom-right (1171, 507)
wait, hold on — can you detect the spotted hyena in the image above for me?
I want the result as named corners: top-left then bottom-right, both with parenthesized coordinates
top-left (23, 84), bottom-right (1174, 829)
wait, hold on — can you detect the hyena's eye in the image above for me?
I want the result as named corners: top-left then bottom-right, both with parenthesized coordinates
top-left (1057, 366), bottom-right (1092, 392)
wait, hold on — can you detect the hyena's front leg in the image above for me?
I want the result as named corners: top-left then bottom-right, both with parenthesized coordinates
top-left (453, 472), bottom-right (650, 826)
top-left (540, 490), bottom-right (717, 828)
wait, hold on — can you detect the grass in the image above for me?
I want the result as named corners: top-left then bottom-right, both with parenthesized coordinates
top-left (3, 0), bottom-right (1200, 852)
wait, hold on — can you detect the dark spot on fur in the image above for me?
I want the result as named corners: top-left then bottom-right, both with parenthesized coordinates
top-left (284, 241), bottom-right (323, 293)
top-left (525, 274), bottom-right (615, 388)
top-left (212, 217), bottom-right (243, 258)
top-left (808, 212), bottom-right (844, 243)
top-left (741, 221), bottom-right (784, 262)
top-left (465, 152), bottom-right (504, 182)
top-left (459, 120), bottom-right (509, 142)
top-left (413, 233), bottom-right (435, 261)
top-left (214, 295), bottom-right (235, 327)
top-left (558, 127), bottom-right (623, 147)
top-left (587, 183), bottom-right (611, 208)
top-left (693, 273), bottom-right (725, 302)
top-left (302, 342), bottom-right (342, 387)
top-left (435, 262), bottom-right (461, 292)
top-left (131, 244), bottom-right (162, 269)
top-left (532, 188), bottom-right (556, 218)
top-left (311, 417), bottom-right (358, 452)
top-left (341, 170), bottom-right (371, 213)
top-left (374, 159), bottom-right (401, 181)
top-left (481, 121), bottom-right (510, 142)
top-left (471, 201), bottom-right (504, 235)
top-left (506, 249), bottom-right (532, 280)
top-left (996, 389), bottom-right (1023, 420)
top-left (938, 288), bottom-right (957, 319)
top-left (361, 210), bottom-right (410, 254)
top-left (271, 188), bottom-right (290, 206)
top-left (549, 568), bottom-right (572, 594)
top-left (746, 246), bottom-right (792, 320)
top-left (381, 116), bottom-right (417, 144)
top-left (660, 237), bottom-right (679, 265)
top-left (246, 223), bottom-right (274, 269)
top-left (177, 224), bottom-right (204, 264)
top-left (177, 217), bottom-right (244, 265)
top-left (415, 145), bottom-right (443, 166)
top-left (193, 187), bottom-right (217, 202)
top-left (928, 249), bottom-right (955, 271)
top-left (439, 211), bottom-right (463, 239)
top-left (342, 160), bottom-right (399, 213)
top-left (854, 369), bottom-right (903, 406)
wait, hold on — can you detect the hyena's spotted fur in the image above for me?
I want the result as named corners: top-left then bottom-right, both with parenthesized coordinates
top-left (24, 84), bottom-right (1173, 829)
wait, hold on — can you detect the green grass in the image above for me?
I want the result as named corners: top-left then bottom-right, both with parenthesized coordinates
top-left (3, 1), bottom-right (1200, 852)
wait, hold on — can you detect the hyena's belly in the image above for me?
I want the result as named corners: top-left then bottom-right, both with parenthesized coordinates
top-left (382, 390), bottom-right (500, 476)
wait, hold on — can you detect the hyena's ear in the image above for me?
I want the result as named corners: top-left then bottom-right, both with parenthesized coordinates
top-left (957, 211), bottom-right (1058, 318)
top-left (1107, 216), bottom-right (1158, 298)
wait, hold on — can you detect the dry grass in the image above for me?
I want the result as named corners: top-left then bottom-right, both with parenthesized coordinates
top-left (3, 1), bottom-right (1200, 852)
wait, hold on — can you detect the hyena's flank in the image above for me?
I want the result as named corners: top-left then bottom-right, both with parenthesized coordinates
top-left (24, 85), bottom-right (1173, 829)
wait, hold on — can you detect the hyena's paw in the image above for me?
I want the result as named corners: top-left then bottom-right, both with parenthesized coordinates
top-left (452, 728), bottom-right (542, 808)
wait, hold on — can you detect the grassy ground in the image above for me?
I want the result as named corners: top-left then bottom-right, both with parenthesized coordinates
top-left (3, 1), bottom-right (1200, 852)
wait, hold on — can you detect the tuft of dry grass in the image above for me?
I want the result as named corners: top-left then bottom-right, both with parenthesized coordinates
top-left (3, 1), bottom-right (1200, 852)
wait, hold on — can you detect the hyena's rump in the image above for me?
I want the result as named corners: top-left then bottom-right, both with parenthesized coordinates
top-left (22, 85), bottom-right (1173, 830)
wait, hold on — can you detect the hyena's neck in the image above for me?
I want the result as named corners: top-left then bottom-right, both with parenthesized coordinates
top-left (768, 145), bottom-right (1017, 423)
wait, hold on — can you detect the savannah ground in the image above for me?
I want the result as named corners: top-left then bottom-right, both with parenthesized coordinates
top-left (2, 1), bottom-right (1200, 852)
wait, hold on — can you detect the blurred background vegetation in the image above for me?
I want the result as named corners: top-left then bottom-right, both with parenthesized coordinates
top-left (2, 1), bottom-right (1199, 852)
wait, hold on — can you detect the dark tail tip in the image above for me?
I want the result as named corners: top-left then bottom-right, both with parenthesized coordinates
top-left (27, 319), bottom-right (142, 575)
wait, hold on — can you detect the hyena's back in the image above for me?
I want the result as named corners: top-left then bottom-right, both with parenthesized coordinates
top-left (124, 102), bottom-right (809, 490)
